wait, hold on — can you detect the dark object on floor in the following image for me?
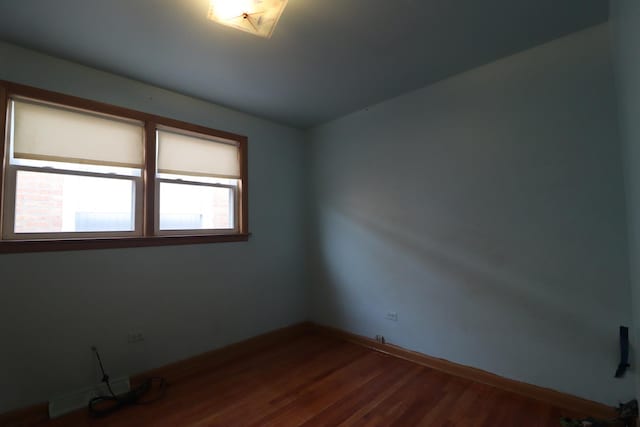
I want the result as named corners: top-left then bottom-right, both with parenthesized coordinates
top-left (88, 346), bottom-right (167, 418)
top-left (617, 399), bottom-right (638, 419)
top-left (615, 326), bottom-right (630, 378)
top-left (560, 419), bottom-right (619, 427)
top-left (560, 399), bottom-right (638, 427)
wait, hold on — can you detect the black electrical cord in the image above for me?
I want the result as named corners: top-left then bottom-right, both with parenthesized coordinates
top-left (88, 346), bottom-right (167, 418)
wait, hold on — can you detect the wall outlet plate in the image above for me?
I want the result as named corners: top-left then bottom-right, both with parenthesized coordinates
top-left (48, 376), bottom-right (130, 418)
top-left (127, 332), bottom-right (144, 343)
top-left (385, 312), bottom-right (398, 321)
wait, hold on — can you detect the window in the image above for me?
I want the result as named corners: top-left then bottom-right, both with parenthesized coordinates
top-left (5, 98), bottom-right (144, 239)
top-left (155, 129), bottom-right (240, 234)
top-left (0, 81), bottom-right (249, 253)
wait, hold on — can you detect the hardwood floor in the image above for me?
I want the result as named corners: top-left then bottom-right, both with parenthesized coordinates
top-left (19, 332), bottom-right (581, 426)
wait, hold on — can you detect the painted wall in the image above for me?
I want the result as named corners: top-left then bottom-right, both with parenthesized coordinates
top-left (0, 42), bottom-right (308, 413)
top-left (610, 0), bottom-right (640, 398)
top-left (308, 24), bottom-right (634, 404)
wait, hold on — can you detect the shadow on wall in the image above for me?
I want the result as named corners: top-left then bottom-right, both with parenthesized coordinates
top-left (306, 23), bottom-right (632, 405)
top-left (311, 200), bottom-right (621, 392)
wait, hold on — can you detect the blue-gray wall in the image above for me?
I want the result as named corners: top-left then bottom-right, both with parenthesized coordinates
top-left (611, 0), bottom-right (640, 399)
top-left (308, 24), bottom-right (634, 404)
top-left (2, 17), bottom-right (637, 414)
top-left (0, 42), bottom-right (308, 413)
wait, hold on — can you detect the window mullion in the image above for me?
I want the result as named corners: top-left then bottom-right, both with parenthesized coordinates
top-left (239, 136), bottom-right (248, 234)
top-left (144, 122), bottom-right (157, 236)
top-left (0, 85), bottom-right (7, 237)
top-left (2, 165), bottom-right (16, 239)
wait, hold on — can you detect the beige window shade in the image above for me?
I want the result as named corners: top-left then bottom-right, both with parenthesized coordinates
top-left (12, 99), bottom-right (144, 168)
top-left (157, 130), bottom-right (240, 179)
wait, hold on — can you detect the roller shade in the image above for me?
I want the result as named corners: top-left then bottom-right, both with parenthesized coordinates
top-left (157, 130), bottom-right (240, 179)
top-left (12, 99), bottom-right (144, 168)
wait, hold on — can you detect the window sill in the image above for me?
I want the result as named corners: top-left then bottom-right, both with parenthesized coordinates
top-left (0, 233), bottom-right (251, 254)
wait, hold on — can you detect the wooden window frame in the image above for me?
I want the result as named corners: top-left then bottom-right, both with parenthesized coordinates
top-left (0, 80), bottom-right (249, 253)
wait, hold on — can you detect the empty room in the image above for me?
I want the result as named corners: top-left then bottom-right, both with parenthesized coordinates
top-left (1, 0), bottom-right (640, 426)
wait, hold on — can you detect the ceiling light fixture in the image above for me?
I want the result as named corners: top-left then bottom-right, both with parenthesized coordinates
top-left (207, 0), bottom-right (289, 39)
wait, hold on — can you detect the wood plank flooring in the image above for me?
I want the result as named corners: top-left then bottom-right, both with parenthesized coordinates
top-left (27, 332), bottom-right (581, 426)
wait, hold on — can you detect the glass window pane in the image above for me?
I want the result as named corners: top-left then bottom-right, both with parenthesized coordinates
top-left (15, 170), bottom-right (135, 233)
top-left (159, 182), bottom-right (234, 230)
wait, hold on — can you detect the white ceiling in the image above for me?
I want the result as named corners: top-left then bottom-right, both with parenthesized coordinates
top-left (0, 0), bottom-right (608, 128)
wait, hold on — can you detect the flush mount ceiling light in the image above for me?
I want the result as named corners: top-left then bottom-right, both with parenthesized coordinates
top-left (207, 0), bottom-right (289, 38)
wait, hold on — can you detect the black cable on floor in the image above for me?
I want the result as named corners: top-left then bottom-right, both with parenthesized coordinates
top-left (88, 346), bottom-right (167, 418)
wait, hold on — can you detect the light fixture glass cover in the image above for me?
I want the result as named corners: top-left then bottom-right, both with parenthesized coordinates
top-left (208, 0), bottom-right (289, 38)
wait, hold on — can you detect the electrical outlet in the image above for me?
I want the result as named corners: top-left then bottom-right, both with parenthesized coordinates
top-left (127, 332), bottom-right (144, 343)
top-left (385, 311), bottom-right (398, 321)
